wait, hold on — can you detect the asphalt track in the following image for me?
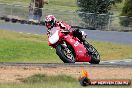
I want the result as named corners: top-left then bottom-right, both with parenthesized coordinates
top-left (0, 22), bottom-right (132, 45)
top-left (0, 59), bottom-right (132, 68)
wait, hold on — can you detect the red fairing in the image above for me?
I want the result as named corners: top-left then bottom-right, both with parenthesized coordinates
top-left (63, 35), bottom-right (91, 62)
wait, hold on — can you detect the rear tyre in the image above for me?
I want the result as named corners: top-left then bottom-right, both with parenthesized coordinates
top-left (84, 41), bottom-right (100, 64)
top-left (56, 44), bottom-right (75, 63)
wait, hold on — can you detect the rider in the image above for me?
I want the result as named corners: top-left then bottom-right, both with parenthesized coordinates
top-left (45, 15), bottom-right (87, 46)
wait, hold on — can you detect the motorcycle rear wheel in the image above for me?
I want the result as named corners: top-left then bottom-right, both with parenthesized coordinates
top-left (56, 44), bottom-right (75, 63)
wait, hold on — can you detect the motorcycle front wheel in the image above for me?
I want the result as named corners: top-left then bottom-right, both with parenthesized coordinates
top-left (56, 44), bottom-right (75, 63)
top-left (84, 41), bottom-right (100, 64)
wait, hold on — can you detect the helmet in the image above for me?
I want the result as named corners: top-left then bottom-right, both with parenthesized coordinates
top-left (45, 15), bottom-right (56, 29)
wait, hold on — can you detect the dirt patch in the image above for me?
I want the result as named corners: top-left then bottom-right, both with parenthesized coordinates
top-left (0, 66), bottom-right (132, 83)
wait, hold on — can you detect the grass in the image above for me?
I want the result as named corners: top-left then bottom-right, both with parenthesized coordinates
top-left (0, 74), bottom-right (131, 88)
top-left (90, 40), bottom-right (132, 60)
top-left (0, 29), bottom-right (132, 62)
top-left (0, 30), bottom-right (61, 63)
top-left (0, 0), bottom-right (78, 22)
top-left (0, 0), bottom-right (77, 11)
top-left (19, 74), bottom-right (76, 83)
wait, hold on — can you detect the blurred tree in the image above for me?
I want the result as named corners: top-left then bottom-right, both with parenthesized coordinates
top-left (120, 0), bottom-right (132, 26)
top-left (77, 0), bottom-right (120, 30)
top-left (77, 0), bottom-right (113, 14)
top-left (111, 0), bottom-right (123, 5)
top-left (77, 0), bottom-right (114, 30)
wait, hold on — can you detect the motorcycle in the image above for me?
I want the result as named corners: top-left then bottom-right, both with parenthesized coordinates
top-left (48, 27), bottom-right (100, 64)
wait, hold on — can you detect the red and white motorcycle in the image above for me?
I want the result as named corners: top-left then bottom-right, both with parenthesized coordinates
top-left (48, 27), bottom-right (100, 64)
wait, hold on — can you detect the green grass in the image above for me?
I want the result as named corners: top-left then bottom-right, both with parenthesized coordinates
top-left (0, 0), bottom-right (77, 11)
top-left (0, 0), bottom-right (77, 6)
top-left (0, 74), bottom-right (131, 88)
top-left (19, 74), bottom-right (76, 83)
top-left (90, 40), bottom-right (132, 60)
top-left (0, 30), bottom-right (132, 62)
top-left (0, 0), bottom-right (30, 5)
top-left (0, 0), bottom-right (78, 22)
top-left (0, 30), bottom-right (61, 63)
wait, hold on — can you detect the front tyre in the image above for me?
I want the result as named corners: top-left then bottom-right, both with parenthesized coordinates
top-left (84, 41), bottom-right (100, 64)
top-left (56, 44), bottom-right (75, 63)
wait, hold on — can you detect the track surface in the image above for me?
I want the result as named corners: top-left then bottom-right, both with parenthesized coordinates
top-left (0, 59), bottom-right (132, 68)
top-left (0, 22), bottom-right (132, 45)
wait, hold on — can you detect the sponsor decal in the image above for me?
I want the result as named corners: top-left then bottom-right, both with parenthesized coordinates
top-left (74, 41), bottom-right (79, 47)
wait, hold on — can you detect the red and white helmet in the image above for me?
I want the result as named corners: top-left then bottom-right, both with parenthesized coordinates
top-left (45, 15), bottom-right (56, 29)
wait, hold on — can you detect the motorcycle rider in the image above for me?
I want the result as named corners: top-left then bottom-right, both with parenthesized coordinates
top-left (45, 15), bottom-right (87, 46)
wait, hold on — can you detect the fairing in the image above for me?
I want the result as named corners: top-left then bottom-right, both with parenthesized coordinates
top-left (63, 35), bottom-right (91, 62)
